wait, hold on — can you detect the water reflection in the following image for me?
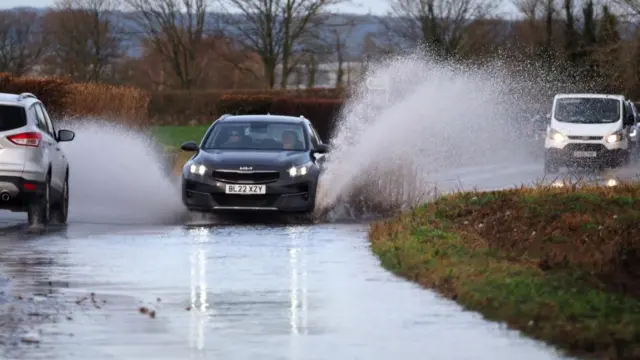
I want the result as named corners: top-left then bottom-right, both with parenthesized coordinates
top-left (287, 225), bottom-right (309, 359)
top-left (551, 177), bottom-right (619, 188)
top-left (188, 227), bottom-right (211, 351)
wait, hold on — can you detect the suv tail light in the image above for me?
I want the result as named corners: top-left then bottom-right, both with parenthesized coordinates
top-left (7, 132), bottom-right (42, 147)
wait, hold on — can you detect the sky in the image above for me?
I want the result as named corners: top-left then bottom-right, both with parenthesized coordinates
top-left (0, 0), bottom-right (518, 16)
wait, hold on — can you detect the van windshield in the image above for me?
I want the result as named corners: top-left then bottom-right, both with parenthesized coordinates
top-left (553, 98), bottom-right (621, 124)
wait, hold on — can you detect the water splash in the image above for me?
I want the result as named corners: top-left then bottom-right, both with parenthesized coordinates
top-left (315, 52), bottom-right (581, 220)
top-left (59, 120), bottom-right (188, 225)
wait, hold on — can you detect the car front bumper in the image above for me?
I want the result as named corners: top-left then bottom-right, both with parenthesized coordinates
top-left (182, 174), bottom-right (317, 213)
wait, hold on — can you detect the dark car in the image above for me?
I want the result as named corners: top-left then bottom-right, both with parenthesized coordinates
top-left (180, 114), bottom-right (329, 213)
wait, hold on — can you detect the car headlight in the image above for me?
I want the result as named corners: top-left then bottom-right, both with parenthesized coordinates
top-left (189, 163), bottom-right (207, 175)
top-left (288, 163), bottom-right (310, 177)
top-left (549, 128), bottom-right (565, 142)
top-left (606, 130), bottom-right (624, 143)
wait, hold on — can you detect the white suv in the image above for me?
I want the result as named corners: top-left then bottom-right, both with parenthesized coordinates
top-left (0, 92), bottom-right (75, 226)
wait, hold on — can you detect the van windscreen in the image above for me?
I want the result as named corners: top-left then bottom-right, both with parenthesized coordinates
top-left (553, 98), bottom-right (620, 124)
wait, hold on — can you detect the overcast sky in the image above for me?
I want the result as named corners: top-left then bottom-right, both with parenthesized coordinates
top-left (1, 0), bottom-right (519, 16)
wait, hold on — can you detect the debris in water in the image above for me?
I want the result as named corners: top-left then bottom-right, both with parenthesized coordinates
top-left (21, 331), bottom-right (40, 344)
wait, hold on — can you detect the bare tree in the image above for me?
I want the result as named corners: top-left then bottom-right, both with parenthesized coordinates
top-left (384, 0), bottom-right (500, 58)
top-left (123, 0), bottom-right (213, 89)
top-left (220, 0), bottom-right (345, 89)
top-left (0, 10), bottom-right (49, 76)
top-left (44, 0), bottom-right (124, 82)
top-left (326, 16), bottom-right (356, 87)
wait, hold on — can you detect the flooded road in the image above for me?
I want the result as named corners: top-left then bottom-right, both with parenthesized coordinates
top-left (0, 223), bottom-right (567, 360)
top-left (1, 160), bottom-right (638, 360)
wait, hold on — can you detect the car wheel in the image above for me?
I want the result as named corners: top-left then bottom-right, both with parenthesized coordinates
top-left (27, 173), bottom-right (51, 226)
top-left (52, 173), bottom-right (69, 224)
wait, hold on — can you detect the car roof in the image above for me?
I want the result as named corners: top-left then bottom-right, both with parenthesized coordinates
top-left (554, 93), bottom-right (626, 101)
top-left (0, 92), bottom-right (39, 107)
top-left (218, 114), bottom-right (308, 125)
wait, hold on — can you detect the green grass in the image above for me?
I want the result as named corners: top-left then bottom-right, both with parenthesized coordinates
top-left (151, 125), bottom-right (209, 150)
top-left (369, 183), bottom-right (640, 359)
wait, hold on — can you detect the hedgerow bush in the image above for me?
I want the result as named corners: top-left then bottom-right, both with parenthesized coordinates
top-left (0, 73), bottom-right (71, 118)
top-left (0, 74), bottom-right (150, 126)
top-left (213, 95), bottom-right (343, 141)
top-left (64, 83), bottom-right (150, 127)
top-left (147, 88), bottom-right (344, 125)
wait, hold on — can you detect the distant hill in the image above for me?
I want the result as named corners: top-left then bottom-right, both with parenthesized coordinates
top-left (3, 7), bottom-right (638, 62)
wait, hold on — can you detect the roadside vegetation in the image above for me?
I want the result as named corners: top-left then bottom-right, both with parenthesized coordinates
top-left (151, 125), bottom-right (209, 151)
top-left (369, 181), bottom-right (640, 359)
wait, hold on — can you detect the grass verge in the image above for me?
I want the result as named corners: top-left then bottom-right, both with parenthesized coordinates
top-left (151, 125), bottom-right (209, 151)
top-left (369, 182), bottom-right (640, 359)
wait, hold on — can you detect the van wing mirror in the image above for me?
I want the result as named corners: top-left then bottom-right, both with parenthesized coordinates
top-left (625, 114), bottom-right (635, 126)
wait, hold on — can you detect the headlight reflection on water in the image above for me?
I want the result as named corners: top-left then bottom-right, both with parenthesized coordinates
top-left (287, 225), bottom-right (309, 359)
top-left (188, 227), bottom-right (211, 351)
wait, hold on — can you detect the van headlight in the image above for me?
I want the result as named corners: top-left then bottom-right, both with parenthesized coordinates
top-left (549, 128), bottom-right (565, 142)
top-left (189, 163), bottom-right (207, 175)
top-left (288, 163), bottom-right (310, 177)
top-left (606, 130), bottom-right (624, 143)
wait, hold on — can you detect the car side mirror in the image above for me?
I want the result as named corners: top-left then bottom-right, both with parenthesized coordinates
top-left (57, 129), bottom-right (75, 142)
top-left (181, 141), bottom-right (199, 152)
top-left (313, 144), bottom-right (329, 154)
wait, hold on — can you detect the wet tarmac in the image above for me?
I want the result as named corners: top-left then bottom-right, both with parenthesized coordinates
top-left (0, 160), bottom-right (638, 360)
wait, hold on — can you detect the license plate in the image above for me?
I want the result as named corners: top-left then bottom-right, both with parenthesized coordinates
top-left (573, 151), bottom-right (597, 158)
top-left (225, 184), bottom-right (266, 194)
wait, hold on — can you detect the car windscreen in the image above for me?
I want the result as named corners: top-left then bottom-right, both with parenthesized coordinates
top-left (203, 122), bottom-right (307, 151)
top-left (0, 104), bottom-right (27, 132)
top-left (553, 98), bottom-right (621, 124)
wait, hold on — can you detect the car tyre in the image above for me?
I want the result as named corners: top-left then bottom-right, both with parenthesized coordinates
top-left (27, 173), bottom-right (51, 226)
top-left (52, 173), bottom-right (69, 224)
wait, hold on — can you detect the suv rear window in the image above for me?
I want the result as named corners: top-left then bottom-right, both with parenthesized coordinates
top-left (0, 105), bottom-right (27, 131)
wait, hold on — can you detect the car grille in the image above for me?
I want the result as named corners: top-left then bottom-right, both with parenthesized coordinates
top-left (212, 170), bottom-right (280, 184)
top-left (211, 194), bottom-right (280, 207)
top-left (564, 143), bottom-right (607, 152)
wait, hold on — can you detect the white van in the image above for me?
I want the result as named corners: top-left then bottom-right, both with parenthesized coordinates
top-left (544, 93), bottom-right (635, 173)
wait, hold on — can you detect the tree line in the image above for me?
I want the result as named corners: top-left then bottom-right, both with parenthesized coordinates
top-left (2, 0), bottom-right (640, 98)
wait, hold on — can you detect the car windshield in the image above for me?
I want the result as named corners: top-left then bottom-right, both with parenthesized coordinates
top-left (553, 98), bottom-right (621, 124)
top-left (203, 121), bottom-right (307, 151)
top-left (0, 105), bottom-right (27, 132)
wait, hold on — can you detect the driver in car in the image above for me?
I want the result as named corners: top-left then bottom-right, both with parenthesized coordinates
top-left (282, 130), bottom-right (298, 150)
top-left (224, 129), bottom-right (243, 146)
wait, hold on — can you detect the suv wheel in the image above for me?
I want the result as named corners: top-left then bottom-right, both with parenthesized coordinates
top-left (27, 173), bottom-right (51, 226)
top-left (52, 174), bottom-right (69, 224)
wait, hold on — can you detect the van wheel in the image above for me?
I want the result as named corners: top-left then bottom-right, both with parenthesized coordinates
top-left (619, 151), bottom-right (631, 167)
top-left (544, 155), bottom-right (559, 174)
top-left (27, 173), bottom-right (51, 226)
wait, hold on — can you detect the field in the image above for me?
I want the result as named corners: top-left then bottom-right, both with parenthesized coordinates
top-left (369, 183), bottom-right (640, 359)
top-left (151, 125), bottom-right (209, 151)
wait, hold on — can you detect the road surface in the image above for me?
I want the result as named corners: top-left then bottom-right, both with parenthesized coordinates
top-left (2, 159), bottom-right (638, 360)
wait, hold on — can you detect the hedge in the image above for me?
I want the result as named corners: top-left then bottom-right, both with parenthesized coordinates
top-left (0, 74), bottom-right (150, 126)
top-left (0, 73), bottom-right (71, 118)
top-left (147, 88), bottom-right (345, 125)
top-left (215, 95), bottom-right (343, 141)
